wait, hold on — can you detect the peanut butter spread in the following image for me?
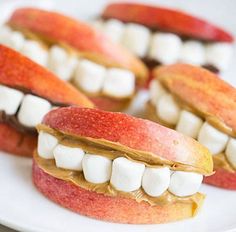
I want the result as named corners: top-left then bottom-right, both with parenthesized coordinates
top-left (8, 24), bottom-right (138, 101)
top-left (213, 153), bottom-right (235, 173)
top-left (38, 124), bottom-right (208, 174)
top-left (35, 124), bottom-right (205, 214)
top-left (146, 100), bottom-right (236, 172)
top-left (9, 23), bottom-right (147, 81)
top-left (161, 82), bottom-right (236, 138)
top-left (35, 152), bottom-right (204, 214)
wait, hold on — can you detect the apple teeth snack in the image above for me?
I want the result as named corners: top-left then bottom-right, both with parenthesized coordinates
top-left (0, 7), bottom-right (148, 111)
top-left (146, 63), bottom-right (236, 189)
top-left (33, 106), bottom-right (213, 224)
top-left (92, 3), bottom-right (234, 73)
top-left (0, 45), bottom-right (93, 156)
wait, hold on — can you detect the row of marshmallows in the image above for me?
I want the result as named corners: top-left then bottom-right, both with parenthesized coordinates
top-left (37, 131), bottom-right (203, 198)
top-left (92, 19), bottom-right (233, 71)
top-left (0, 85), bottom-right (54, 128)
top-left (0, 26), bottom-right (135, 98)
top-left (149, 80), bottom-right (236, 169)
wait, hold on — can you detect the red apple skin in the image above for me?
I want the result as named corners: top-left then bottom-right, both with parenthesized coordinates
top-left (0, 45), bottom-right (93, 156)
top-left (0, 45), bottom-right (93, 108)
top-left (154, 64), bottom-right (236, 134)
top-left (33, 160), bottom-right (203, 224)
top-left (204, 168), bottom-right (236, 190)
top-left (153, 64), bottom-right (236, 189)
top-left (0, 123), bottom-right (36, 157)
top-left (42, 107), bottom-right (213, 175)
top-left (102, 3), bottom-right (234, 43)
top-left (8, 8), bottom-right (148, 83)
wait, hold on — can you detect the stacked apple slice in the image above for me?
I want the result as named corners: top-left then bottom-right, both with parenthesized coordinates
top-left (147, 64), bottom-right (236, 189)
top-left (34, 107), bottom-right (213, 224)
top-left (0, 8), bottom-right (148, 111)
top-left (0, 45), bottom-right (92, 156)
top-left (92, 3), bottom-right (234, 73)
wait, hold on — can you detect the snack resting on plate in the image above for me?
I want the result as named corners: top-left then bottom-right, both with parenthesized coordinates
top-left (147, 64), bottom-right (236, 189)
top-left (33, 106), bottom-right (213, 224)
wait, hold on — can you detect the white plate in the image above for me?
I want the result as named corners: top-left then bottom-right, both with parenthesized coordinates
top-left (0, 0), bottom-right (236, 231)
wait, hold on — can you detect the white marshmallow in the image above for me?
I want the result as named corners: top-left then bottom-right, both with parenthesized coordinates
top-left (17, 94), bottom-right (51, 127)
top-left (48, 45), bottom-right (78, 80)
top-left (149, 33), bottom-right (182, 64)
top-left (53, 57), bottom-right (78, 81)
top-left (74, 59), bottom-right (106, 93)
top-left (206, 43), bottom-right (233, 71)
top-left (198, 122), bottom-right (229, 155)
top-left (176, 110), bottom-right (203, 138)
top-left (103, 68), bottom-right (135, 98)
top-left (82, 154), bottom-right (112, 184)
top-left (149, 80), bottom-right (167, 105)
top-left (7, 31), bottom-right (25, 51)
top-left (156, 94), bottom-right (180, 125)
top-left (180, 40), bottom-right (206, 65)
top-left (226, 138), bottom-right (236, 168)
top-left (48, 45), bottom-right (68, 68)
top-left (37, 131), bottom-right (58, 159)
top-left (168, 171), bottom-right (203, 197)
top-left (103, 19), bottom-right (125, 43)
top-left (142, 167), bottom-right (170, 197)
top-left (110, 157), bottom-right (145, 192)
top-left (0, 85), bottom-right (24, 115)
top-left (121, 23), bottom-right (151, 57)
top-left (53, 144), bottom-right (85, 171)
top-left (21, 40), bottom-right (48, 66)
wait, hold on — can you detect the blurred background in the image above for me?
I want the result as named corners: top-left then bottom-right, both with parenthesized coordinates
top-left (0, 0), bottom-right (235, 86)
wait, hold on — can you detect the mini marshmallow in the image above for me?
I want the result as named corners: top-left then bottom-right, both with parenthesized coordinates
top-left (121, 23), bottom-right (151, 57)
top-left (21, 40), bottom-right (48, 66)
top-left (52, 56), bottom-right (78, 81)
top-left (226, 138), bottom-right (236, 168)
top-left (149, 33), bottom-right (182, 64)
top-left (0, 85), bottom-right (24, 115)
top-left (17, 94), bottom-right (51, 127)
top-left (103, 19), bottom-right (125, 43)
top-left (168, 171), bottom-right (203, 197)
top-left (176, 110), bottom-right (203, 138)
top-left (53, 144), bottom-right (85, 171)
top-left (103, 68), bottom-right (135, 98)
top-left (180, 40), bottom-right (206, 65)
top-left (110, 157), bottom-right (145, 192)
top-left (7, 31), bottom-right (25, 51)
top-left (156, 94), bottom-right (180, 125)
top-left (82, 154), bottom-right (112, 184)
top-left (37, 131), bottom-right (58, 159)
top-left (206, 43), bottom-right (233, 71)
top-left (48, 45), bottom-right (68, 68)
top-left (198, 122), bottom-right (229, 155)
top-left (142, 167), bottom-right (170, 197)
top-left (74, 59), bottom-right (106, 93)
top-left (48, 45), bottom-right (78, 80)
top-left (149, 80), bottom-right (167, 105)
